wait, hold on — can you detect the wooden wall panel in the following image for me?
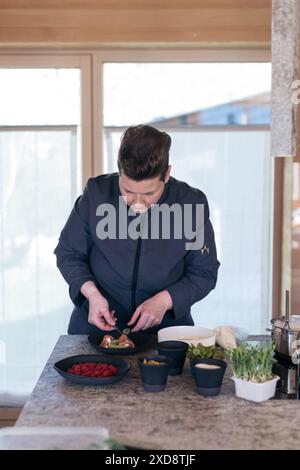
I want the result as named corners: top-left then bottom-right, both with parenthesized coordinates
top-left (0, 0), bottom-right (272, 45)
top-left (0, 407), bottom-right (22, 428)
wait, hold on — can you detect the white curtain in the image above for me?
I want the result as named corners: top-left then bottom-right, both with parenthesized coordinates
top-left (0, 129), bottom-right (79, 401)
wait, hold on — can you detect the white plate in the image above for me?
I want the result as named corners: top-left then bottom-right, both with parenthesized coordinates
top-left (158, 326), bottom-right (216, 347)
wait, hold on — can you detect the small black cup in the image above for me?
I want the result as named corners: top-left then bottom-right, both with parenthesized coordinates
top-left (189, 359), bottom-right (198, 379)
top-left (190, 357), bottom-right (222, 378)
top-left (138, 355), bottom-right (171, 392)
top-left (157, 341), bottom-right (189, 375)
top-left (191, 358), bottom-right (227, 397)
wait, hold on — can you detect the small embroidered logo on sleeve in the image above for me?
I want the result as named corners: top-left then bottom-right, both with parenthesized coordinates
top-left (201, 244), bottom-right (210, 255)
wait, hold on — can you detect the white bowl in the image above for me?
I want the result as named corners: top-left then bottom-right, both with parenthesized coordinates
top-left (158, 326), bottom-right (216, 347)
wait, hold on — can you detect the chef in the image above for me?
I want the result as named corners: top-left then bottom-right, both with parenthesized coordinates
top-left (53, 124), bottom-right (220, 334)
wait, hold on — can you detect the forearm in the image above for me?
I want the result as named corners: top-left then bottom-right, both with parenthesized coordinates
top-left (80, 281), bottom-right (104, 302)
top-left (157, 289), bottom-right (173, 311)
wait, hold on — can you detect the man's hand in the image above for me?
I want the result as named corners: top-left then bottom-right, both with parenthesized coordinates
top-left (128, 290), bottom-right (173, 332)
top-left (87, 291), bottom-right (116, 331)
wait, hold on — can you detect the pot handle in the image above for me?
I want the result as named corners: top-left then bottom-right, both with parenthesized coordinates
top-left (266, 327), bottom-right (284, 335)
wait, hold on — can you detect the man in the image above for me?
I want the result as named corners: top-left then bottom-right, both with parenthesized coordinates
top-left (54, 124), bottom-right (220, 334)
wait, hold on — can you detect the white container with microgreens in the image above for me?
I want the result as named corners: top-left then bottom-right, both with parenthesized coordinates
top-left (226, 343), bottom-right (279, 403)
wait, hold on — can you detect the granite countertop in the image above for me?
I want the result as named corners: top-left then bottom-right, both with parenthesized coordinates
top-left (16, 335), bottom-right (300, 450)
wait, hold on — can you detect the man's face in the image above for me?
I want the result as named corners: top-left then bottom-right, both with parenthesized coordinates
top-left (119, 167), bottom-right (171, 213)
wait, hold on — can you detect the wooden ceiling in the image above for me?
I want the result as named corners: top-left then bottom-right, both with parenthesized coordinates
top-left (0, 0), bottom-right (272, 46)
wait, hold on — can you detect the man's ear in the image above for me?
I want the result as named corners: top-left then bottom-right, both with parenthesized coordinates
top-left (164, 165), bottom-right (171, 183)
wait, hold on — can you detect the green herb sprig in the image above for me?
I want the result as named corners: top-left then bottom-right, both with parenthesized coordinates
top-left (187, 343), bottom-right (223, 361)
top-left (122, 328), bottom-right (131, 336)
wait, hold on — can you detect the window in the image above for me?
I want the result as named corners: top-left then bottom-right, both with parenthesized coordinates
top-left (0, 49), bottom-right (272, 400)
top-left (102, 57), bottom-right (272, 336)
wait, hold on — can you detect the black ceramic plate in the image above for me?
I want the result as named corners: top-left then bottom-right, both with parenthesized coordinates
top-left (54, 354), bottom-right (131, 386)
top-left (88, 331), bottom-right (155, 355)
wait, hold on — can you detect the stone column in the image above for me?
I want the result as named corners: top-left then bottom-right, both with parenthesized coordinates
top-left (271, 0), bottom-right (300, 316)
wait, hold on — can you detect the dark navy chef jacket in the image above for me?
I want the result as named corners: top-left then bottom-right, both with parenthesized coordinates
top-left (53, 172), bottom-right (220, 334)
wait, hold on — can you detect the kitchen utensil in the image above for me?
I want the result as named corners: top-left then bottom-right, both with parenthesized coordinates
top-left (267, 290), bottom-right (300, 358)
top-left (286, 289), bottom-right (290, 320)
top-left (267, 321), bottom-right (300, 358)
top-left (114, 323), bottom-right (131, 337)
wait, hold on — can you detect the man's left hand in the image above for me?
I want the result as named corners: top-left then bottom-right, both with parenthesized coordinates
top-left (127, 290), bottom-right (173, 332)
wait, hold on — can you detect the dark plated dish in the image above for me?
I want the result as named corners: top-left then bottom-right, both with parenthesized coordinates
top-left (54, 354), bottom-right (131, 386)
top-left (88, 331), bottom-right (155, 355)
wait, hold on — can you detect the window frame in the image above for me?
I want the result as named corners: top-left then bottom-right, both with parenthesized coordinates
top-left (0, 53), bottom-right (93, 185)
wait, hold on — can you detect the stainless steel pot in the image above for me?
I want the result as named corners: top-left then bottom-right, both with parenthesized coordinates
top-left (271, 319), bottom-right (300, 357)
top-left (268, 318), bottom-right (300, 358)
top-left (268, 290), bottom-right (300, 359)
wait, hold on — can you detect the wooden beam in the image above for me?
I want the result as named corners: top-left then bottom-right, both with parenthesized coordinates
top-left (0, 1), bottom-right (272, 10)
top-left (0, 1), bottom-right (271, 44)
top-left (0, 407), bottom-right (22, 428)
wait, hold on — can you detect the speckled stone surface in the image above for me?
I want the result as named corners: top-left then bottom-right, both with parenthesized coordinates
top-left (16, 335), bottom-right (300, 450)
top-left (271, 0), bottom-right (300, 157)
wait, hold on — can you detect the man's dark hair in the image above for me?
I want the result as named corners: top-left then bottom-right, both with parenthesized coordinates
top-left (117, 124), bottom-right (171, 181)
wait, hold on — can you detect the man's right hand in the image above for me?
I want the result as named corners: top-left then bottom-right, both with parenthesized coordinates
top-left (87, 291), bottom-right (116, 331)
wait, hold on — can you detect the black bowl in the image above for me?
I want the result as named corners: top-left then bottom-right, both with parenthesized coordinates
top-left (191, 358), bottom-right (227, 396)
top-left (88, 331), bottom-right (155, 355)
top-left (54, 354), bottom-right (131, 386)
top-left (138, 355), bottom-right (171, 392)
top-left (189, 359), bottom-right (199, 378)
top-left (157, 341), bottom-right (189, 375)
top-left (189, 358), bottom-right (220, 378)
